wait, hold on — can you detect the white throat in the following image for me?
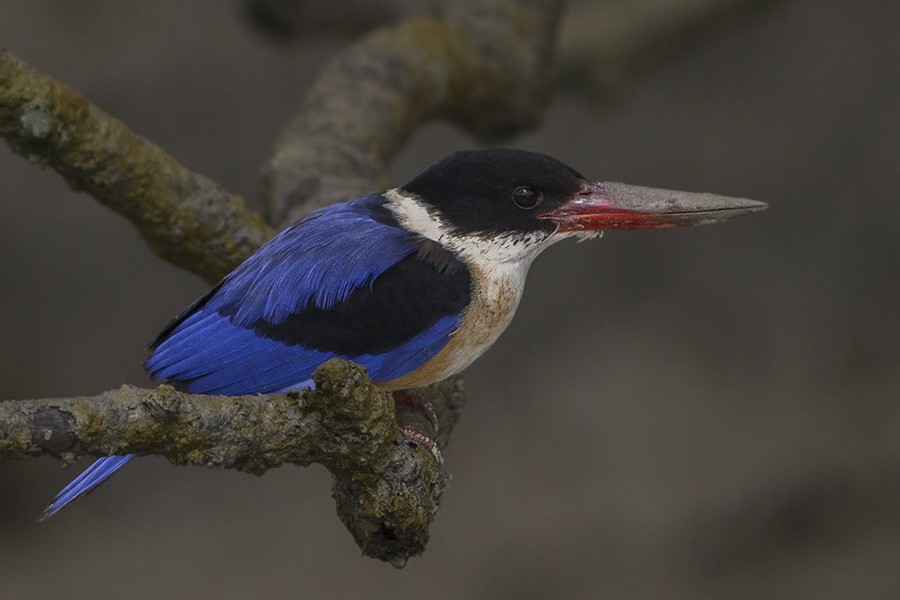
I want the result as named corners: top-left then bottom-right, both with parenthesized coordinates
top-left (384, 188), bottom-right (557, 271)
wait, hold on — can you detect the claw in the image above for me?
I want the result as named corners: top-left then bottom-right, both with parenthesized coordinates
top-left (399, 425), bottom-right (443, 464)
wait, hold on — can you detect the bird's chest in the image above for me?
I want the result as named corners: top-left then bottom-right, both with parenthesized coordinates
top-left (381, 262), bottom-right (526, 390)
top-left (452, 265), bottom-right (524, 360)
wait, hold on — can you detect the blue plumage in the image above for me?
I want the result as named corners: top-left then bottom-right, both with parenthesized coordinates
top-left (145, 194), bottom-right (463, 393)
top-left (40, 455), bottom-right (136, 520)
top-left (212, 195), bottom-right (417, 326)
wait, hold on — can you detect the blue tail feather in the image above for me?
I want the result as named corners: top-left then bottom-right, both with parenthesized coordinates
top-left (40, 454), bottom-right (136, 520)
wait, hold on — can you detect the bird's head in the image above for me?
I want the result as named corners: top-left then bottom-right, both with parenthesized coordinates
top-left (389, 149), bottom-right (766, 265)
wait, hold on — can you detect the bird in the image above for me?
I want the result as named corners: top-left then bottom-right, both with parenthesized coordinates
top-left (40, 148), bottom-right (766, 519)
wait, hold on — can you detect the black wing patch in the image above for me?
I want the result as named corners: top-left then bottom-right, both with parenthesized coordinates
top-left (250, 247), bottom-right (471, 356)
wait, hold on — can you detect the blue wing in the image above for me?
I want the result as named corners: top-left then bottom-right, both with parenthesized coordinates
top-left (145, 193), bottom-right (470, 394)
top-left (43, 194), bottom-right (470, 519)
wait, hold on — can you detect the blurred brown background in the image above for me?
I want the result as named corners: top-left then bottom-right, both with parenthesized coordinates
top-left (2, 1), bottom-right (899, 599)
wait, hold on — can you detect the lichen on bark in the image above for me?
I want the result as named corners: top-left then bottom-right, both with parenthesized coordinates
top-left (0, 48), bottom-right (274, 284)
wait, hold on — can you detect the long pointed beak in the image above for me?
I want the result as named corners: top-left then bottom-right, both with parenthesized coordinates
top-left (538, 180), bottom-right (767, 231)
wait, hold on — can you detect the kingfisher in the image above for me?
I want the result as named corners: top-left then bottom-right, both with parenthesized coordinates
top-left (41, 149), bottom-right (766, 519)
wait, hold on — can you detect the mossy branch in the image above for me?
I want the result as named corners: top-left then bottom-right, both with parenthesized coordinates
top-left (0, 360), bottom-right (466, 566)
top-left (262, 0), bottom-right (564, 225)
top-left (0, 48), bottom-right (275, 284)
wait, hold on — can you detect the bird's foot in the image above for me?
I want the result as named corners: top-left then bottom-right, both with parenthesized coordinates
top-left (393, 390), bottom-right (443, 463)
top-left (399, 425), bottom-right (444, 464)
top-left (392, 389), bottom-right (439, 432)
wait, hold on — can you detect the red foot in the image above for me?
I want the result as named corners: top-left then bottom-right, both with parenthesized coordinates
top-left (399, 425), bottom-right (444, 464)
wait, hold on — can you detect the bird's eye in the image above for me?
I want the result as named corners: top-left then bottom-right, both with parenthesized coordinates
top-left (511, 186), bottom-right (542, 209)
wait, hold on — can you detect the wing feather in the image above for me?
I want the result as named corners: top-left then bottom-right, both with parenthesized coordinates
top-left (145, 195), bottom-right (471, 394)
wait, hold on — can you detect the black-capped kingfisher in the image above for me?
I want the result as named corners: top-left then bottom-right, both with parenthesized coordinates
top-left (41, 148), bottom-right (766, 518)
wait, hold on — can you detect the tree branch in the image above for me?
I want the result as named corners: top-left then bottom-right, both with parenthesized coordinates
top-left (261, 0), bottom-right (564, 225)
top-left (0, 359), bottom-right (465, 566)
top-left (0, 48), bottom-right (275, 284)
